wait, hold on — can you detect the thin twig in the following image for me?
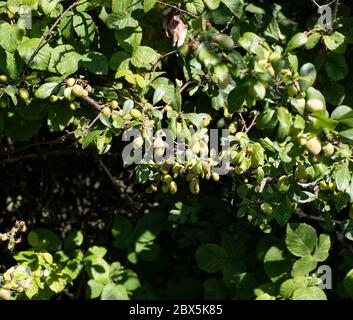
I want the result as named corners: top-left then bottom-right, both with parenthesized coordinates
top-left (84, 113), bottom-right (101, 133)
top-left (1, 149), bottom-right (88, 164)
top-left (95, 154), bottom-right (120, 194)
top-left (296, 209), bottom-right (342, 225)
top-left (332, 0), bottom-right (340, 23)
top-left (238, 113), bottom-right (247, 132)
top-left (17, 1), bottom-right (80, 86)
top-left (221, 16), bottom-right (235, 33)
top-left (245, 112), bottom-right (259, 134)
top-left (80, 96), bottom-right (103, 111)
top-left (152, 50), bottom-right (177, 73)
top-left (156, 0), bottom-right (198, 19)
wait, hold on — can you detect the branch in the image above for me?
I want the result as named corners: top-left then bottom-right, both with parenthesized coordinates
top-left (152, 49), bottom-right (177, 73)
top-left (1, 149), bottom-right (89, 164)
top-left (296, 209), bottom-right (342, 225)
top-left (80, 96), bottom-right (103, 111)
top-left (156, 0), bottom-right (199, 19)
top-left (17, 1), bottom-right (80, 86)
top-left (332, 0), bottom-right (341, 23)
top-left (245, 112), bottom-right (259, 134)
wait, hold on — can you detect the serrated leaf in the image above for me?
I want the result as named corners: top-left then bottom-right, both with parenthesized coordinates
top-left (0, 23), bottom-right (23, 53)
top-left (221, 0), bottom-right (243, 18)
top-left (203, 0), bottom-right (221, 10)
top-left (131, 46), bottom-right (159, 69)
top-left (48, 45), bottom-right (82, 75)
top-left (18, 38), bottom-right (53, 71)
top-left (286, 223), bottom-right (317, 257)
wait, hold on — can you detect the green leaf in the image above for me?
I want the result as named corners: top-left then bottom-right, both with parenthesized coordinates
top-left (86, 246), bottom-right (107, 259)
top-left (0, 49), bottom-right (23, 80)
top-left (279, 277), bottom-right (308, 299)
top-left (133, 211), bottom-right (166, 243)
top-left (82, 130), bottom-right (102, 149)
top-left (228, 86), bottom-right (245, 113)
top-left (86, 279), bottom-right (104, 299)
top-left (325, 55), bottom-right (348, 81)
top-left (34, 83), bottom-right (58, 99)
top-left (285, 223), bottom-right (317, 257)
top-left (143, 0), bottom-right (156, 12)
top-left (83, 52), bottom-right (109, 75)
top-left (195, 244), bottom-right (227, 273)
top-left (28, 228), bottom-right (62, 252)
top-left (334, 164), bottom-right (351, 191)
top-left (286, 33), bottom-right (308, 52)
top-left (299, 63), bottom-right (317, 92)
top-left (305, 32), bottom-right (321, 50)
top-left (40, 0), bottom-right (61, 15)
top-left (313, 234), bottom-right (330, 262)
top-left (153, 87), bottom-right (166, 105)
top-left (344, 268), bottom-right (353, 298)
top-left (221, 0), bottom-right (244, 18)
top-left (291, 189), bottom-right (317, 204)
top-left (101, 284), bottom-right (129, 300)
top-left (291, 255), bottom-right (317, 277)
top-left (0, 23), bottom-right (23, 53)
top-left (339, 128), bottom-right (353, 143)
top-left (323, 32), bottom-right (346, 53)
top-left (112, 269), bottom-right (140, 291)
top-left (263, 246), bottom-right (292, 283)
top-left (131, 45), bottom-right (159, 69)
top-left (4, 115), bottom-right (41, 141)
top-left (203, 0), bottom-right (221, 10)
top-left (48, 45), bottom-right (82, 75)
top-left (72, 12), bottom-right (96, 46)
top-left (18, 38), bottom-right (53, 71)
top-left (47, 104), bottom-right (74, 132)
top-left (322, 82), bottom-right (345, 106)
top-left (331, 105), bottom-right (353, 127)
top-left (112, 215), bottom-right (133, 249)
top-left (114, 19), bottom-right (143, 53)
top-left (86, 258), bottom-right (110, 284)
top-left (109, 51), bottom-right (130, 70)
top-left (186, 0), bottom-right (205, 15)
top-left (64, 230), bottom-right (84, 252)
top-left (292, 286), bottom-right (327, 300)
top-left (112, 0), bottom-right (133, 14)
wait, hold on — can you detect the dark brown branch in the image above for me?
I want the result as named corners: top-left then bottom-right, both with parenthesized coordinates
top-left (17, 1), bottom-right (80, 86)
top-left (80, 96), bottom-right (103, 111)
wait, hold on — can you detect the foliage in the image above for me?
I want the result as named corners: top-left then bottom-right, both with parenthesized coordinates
top-left (0, 0), bottom-right (353, 300)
